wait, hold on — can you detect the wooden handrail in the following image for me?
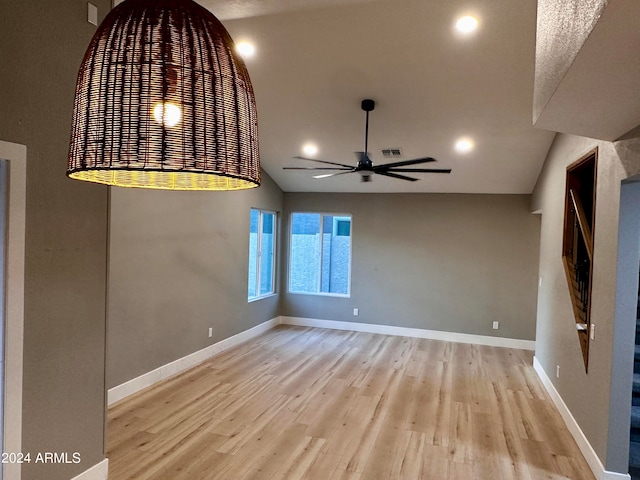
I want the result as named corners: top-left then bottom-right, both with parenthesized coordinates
top-left (569, 189), bottom-right (593, 261)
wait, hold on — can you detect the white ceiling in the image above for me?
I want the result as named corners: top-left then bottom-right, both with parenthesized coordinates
top-left (206, 0), bottom-right (556, 193)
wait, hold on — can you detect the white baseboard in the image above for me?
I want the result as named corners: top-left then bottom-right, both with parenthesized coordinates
top-left (280, 316), bottom-right (536, 350)
top-left (108, 317), bottom-right (279, 405)
top-left (532, 357), bottom-right (630, 480)
top-left (602, 472), bottom-right (632, 480)
top-left (70, 459), bottom-right (109, 480)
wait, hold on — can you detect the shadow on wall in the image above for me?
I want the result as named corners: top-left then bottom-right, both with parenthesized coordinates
top-left (615, 138), bottom-right (640, 176)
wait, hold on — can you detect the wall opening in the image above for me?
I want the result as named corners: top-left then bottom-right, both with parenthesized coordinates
top-left (561, 148), bottom-right (597, 371)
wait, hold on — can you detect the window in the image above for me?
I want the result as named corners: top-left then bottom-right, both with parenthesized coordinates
top-left (248, 209), bottom-right (276, 300)
top-left (289, 212), bottom-right (352, 295)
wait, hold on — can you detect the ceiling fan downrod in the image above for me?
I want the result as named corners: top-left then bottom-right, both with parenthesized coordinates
top-left (361, 99), bottom-right (375, 156)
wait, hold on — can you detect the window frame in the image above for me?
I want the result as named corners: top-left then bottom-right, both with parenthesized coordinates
top-left (287, 211), bottom-right (352, 297)
top-left (248, 208), bottom-right (277, 301)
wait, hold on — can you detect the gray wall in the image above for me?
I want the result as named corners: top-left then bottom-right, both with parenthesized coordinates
top-left (0, 1), bottom-right (111, 478)
top-left (107, 173), bottom-right (283, 388)
top-left (281, 193), bottom-right (540, 340)
top-left (531, 133), bottom-right (640, 472)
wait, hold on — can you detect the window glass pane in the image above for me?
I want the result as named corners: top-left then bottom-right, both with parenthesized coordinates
top-left (259, 212), bottom-right (275, 295)
top-left (248, 209), bottom-right (259, 298)
top-left (289, 213), bottom-right (351, 296)
top-left (321, 216), bottom-right (351, 294)
top-left (336, 219), bottom-right (351, 236)
top-left (289, 213), bottom-right (321, 293)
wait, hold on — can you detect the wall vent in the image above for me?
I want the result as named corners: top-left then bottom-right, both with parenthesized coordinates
top-left (381, 148), bottom-right (402, 158)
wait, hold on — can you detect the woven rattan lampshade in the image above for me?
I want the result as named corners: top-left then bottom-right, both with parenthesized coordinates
top-left (68, 0), bottom-right (260, 190)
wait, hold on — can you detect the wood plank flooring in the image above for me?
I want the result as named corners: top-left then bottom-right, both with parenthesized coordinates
top-left (107, 326), bottom-right (595, 480)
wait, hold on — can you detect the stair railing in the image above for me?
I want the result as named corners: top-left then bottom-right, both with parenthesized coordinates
top-left (562, 187), bottom-right (595, 370)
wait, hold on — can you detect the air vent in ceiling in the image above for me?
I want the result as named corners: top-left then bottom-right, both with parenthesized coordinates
top-left (381, 148), bottom-right (402, 158)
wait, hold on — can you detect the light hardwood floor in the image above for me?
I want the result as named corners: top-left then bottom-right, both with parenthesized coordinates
top-left (107, 326), bottom-right (595, 480)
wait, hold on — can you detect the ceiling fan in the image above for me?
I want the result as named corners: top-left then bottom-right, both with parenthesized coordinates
top-left (283, 99), bottom-right (452, 182)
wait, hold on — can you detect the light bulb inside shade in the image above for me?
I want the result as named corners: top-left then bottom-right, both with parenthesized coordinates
top-left (456, 16), bottom-right (478, 33)
top-left (153, 102), bottom-right (182, 127)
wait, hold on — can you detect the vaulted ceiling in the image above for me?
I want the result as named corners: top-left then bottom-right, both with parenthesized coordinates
top-left (209, 0), bottom-right (554, 193)
top-left (207, 0), bottom-right (556, 193)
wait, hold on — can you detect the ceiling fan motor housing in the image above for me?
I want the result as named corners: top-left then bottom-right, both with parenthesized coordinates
top-left (356, 152), bottom-right (373, 170)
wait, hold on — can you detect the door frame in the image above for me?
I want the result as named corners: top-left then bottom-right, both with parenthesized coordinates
top-left (0, 140), bottom-right (26, 480)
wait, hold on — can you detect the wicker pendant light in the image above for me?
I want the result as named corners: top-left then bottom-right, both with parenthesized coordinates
top-left (68, 0), bottom-right (260, 190)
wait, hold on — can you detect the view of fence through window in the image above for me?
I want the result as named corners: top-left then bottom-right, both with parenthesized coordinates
top-left (248, 209), bottom-right (276, 299)
top-left (289, 212), bottom-right (351, 295)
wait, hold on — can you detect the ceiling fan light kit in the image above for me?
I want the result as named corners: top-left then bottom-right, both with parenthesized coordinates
top-left (284, 99), bottom-right (451, 182)
top-left (68, 0), bottom-right (260, 191)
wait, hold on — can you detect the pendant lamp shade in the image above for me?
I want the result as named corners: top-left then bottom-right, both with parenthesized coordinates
top-left (68, 0), bottom-right (260, 190)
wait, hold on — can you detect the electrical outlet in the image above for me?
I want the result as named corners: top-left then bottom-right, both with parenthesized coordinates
top-left (492, 321), bottom-right (499, 330)
top-left (556, 365), bottom-right (560, 378)
top-left (208, 327), bottom-right (213, 338)
top-left (353, 308), bottom-right (359, 316)
top-left (590, 323), bottom-right (595, 341)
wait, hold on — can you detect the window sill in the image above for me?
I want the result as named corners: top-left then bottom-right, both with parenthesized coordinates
top-left (248, 293), bottom-right (278, 303)
top-left (287, 291), bottom-right (351, 298)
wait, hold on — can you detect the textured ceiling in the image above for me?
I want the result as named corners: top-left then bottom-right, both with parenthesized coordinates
top-left (205, 0), bottom-right (556, 193)
top-left (534, 0), bottom-right (640, 141)
top-left (533, 0), bottom-right (607, 122)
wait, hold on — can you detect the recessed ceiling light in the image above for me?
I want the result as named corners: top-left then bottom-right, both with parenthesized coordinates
top-left (302, 144), bottom-right (318, 156)
top-left (456, 16), bottom-right (478, 34)
top-left (455, 138), bottom-right (474, 153)
top-left (236, 41), bottom-right (255, 58)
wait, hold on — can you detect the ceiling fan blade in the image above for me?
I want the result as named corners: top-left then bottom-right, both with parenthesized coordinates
top-left (292, 156), bottom-right (354, 168)
top-left (283, 167), bottom-right (353, 171)
top-left (313, 171), bottom-right (354, 179)
top-left (376, 171), bottom-right (419, 182)
top-left (374, 157), bottom-right (437, 170)
top-left (387, 168), bottom-right (452, 173)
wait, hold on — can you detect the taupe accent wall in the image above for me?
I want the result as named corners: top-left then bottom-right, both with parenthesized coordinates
top-left (282, 193), bottom-right (540, 340)
top-left (0, 1), bottom-right (112, 478)
top-left (107, 173), bottom-right (283, 388)
top-left (531, 133), bottom-right (640, 473)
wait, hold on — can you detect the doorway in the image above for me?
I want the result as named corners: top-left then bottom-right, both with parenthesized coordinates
top-left (607, 177), bottom-right (640, 478)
